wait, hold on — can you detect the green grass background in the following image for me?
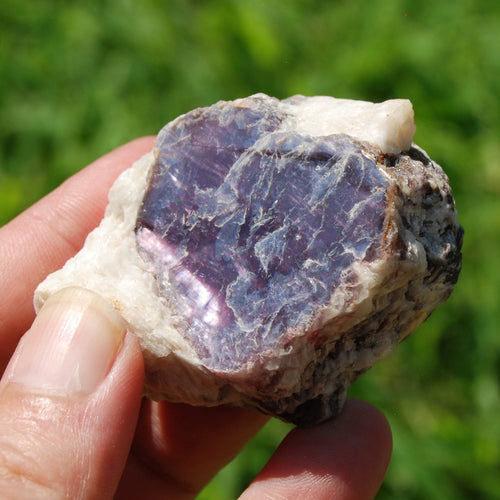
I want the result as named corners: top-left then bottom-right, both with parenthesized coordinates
top-left (1, 1), bottom-right (499, 498)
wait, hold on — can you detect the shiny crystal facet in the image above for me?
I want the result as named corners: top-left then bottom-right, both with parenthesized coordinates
top-left (135, 97), bottom-right (389, 372)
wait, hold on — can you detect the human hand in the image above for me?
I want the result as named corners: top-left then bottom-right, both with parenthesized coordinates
top-left (0, 138), bottom-right (392, 499)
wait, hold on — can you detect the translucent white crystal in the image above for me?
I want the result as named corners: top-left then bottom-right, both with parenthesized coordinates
top-left (283, 96), bottom-right (416, 154)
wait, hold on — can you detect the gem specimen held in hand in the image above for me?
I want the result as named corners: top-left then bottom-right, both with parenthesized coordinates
top-left (35, 94), bottom-right (463, 425)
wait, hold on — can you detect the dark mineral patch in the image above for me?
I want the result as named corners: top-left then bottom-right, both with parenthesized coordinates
top-left (135, 96), bottom-right (391, 372)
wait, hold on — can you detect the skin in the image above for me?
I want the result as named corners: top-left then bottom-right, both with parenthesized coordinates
top-left (0, 138), bottom-right (392, 499)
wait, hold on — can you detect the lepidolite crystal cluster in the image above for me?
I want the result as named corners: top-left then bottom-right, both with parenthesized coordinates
top-left (35, 95), bottom-right (463, 425)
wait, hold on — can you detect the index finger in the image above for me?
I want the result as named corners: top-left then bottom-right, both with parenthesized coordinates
top-left (0, 136), bottom-right (156, 373)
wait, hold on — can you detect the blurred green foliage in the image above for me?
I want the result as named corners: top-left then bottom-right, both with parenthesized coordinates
top-left (1, 0), bottom-right (499, 498)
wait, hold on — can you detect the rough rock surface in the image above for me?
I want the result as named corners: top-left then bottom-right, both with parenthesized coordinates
top-left (35, 94), bottom-right (463, 426)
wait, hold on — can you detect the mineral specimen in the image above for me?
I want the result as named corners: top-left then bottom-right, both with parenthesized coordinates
top-left (34, 94), bottom-right (463, 426)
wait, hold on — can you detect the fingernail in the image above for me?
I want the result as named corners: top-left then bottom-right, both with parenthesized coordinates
top-left (7, 287), bottom-right (126, 395)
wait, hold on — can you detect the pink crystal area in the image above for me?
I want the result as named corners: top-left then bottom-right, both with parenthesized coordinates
top-left (135, 97), bottom-right (389, 372)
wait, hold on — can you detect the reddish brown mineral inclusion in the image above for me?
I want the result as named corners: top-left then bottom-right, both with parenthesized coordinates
top-left (135, 96), bottom-right (389, 372)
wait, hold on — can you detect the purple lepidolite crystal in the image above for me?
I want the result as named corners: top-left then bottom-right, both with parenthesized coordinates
top-left (35, 94), bottom-right (462, 425)
top-left (136, 99), bottom-right (388, 372)
top-left (133, 95), bottom-right (462, 424)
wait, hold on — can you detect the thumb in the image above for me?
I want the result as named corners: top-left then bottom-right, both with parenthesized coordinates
top-left (0, 287), bottom-right (144, 500)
